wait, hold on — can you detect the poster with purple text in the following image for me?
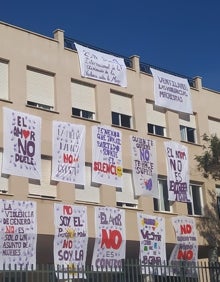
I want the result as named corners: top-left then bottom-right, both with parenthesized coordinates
top-left (52, 121), bottom-right (85, 184)
top-left (0, 200), bottom-right (37, 270)
top-left (92, 206), bottom-right (126, 271)
top-left (164, 141), bottom-right (191, 202)
top-left (137, 213), bottom-right (166, 274)
top-left (92, 125), bottom-right (123, 187)
top-left (2, 107), bottom-right (41, 179)
top-left (131, 136), bottom-right (159, 198)
top-left (169, 216), bottom-right (198, 277)
top-left (54, 204), bottom-right (88, 279)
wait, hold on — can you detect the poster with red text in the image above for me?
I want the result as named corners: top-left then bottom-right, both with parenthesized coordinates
top-left (92, 125), bottom-right (123, 187)
top-left (169, 216), bottom-right (198, 277)
top-left (52, 121), bottom-right (86, 185)
top-left (164, 141), bottom-right (191, 202)
top-left (0, 200), bottom-right (37, 270)
top-left (131, 136), bottom-right (159, 198)
top-left (92, 207), bottom-right (126, 271)
top-left (2, 107), bottom-right (41, 179)
top-left (54, 204), bottom-right (88, 279)
top-left (137, 213), bottom-right (166, 274)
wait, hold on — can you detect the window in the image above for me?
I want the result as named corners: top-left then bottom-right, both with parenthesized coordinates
top-left (111, 92), bottom-right (133, 129)
top-left (153, 178), bottom-right (172, 212)
top-left (208, 117), bottom-right (220, 138)
top-left (26, 68), bottom-right (55, 110)
top-left (0, 61), bottom-right (8, 100)
top-left (179, 113), bottom-right (197, 143)
top-left (29, 158), bottom-right (56, 198)
top-left (187, 184), bottom-right (203, 216)
top-left (116, 171), bottom-right (138, 208)
top-left (216, 186), bottom-right (220, 218)
top-left (0, 151), bottom-right (8, 193)
top-left (146, 102), bottom-right (166, 137)
top-left (75, 164), bottom-right (100, 203)
top-left (71, 81), bottom-right (96, 120)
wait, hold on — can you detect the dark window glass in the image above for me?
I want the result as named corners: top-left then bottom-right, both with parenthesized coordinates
top-left (112, 112), bottom-right (120, 126)
top-left (72, 107), bottom-right (81, 116)
top-left (187, 127), bottom-right (195, 143)
top-left (148, 123), bottom-right (154, 134)
top-left (82, 110), bottom-right (93, 119)
top-left (121, 114), bottom-right (131, 128)
top-left (155, 125), bottom-right (164, 136)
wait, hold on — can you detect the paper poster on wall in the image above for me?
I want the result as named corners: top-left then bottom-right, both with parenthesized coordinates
top-left (52, 121), bottom-right (86, 185)
top-left (169, 216), bottom-right (198, 277)
top-left (92, 206), bottom-right (126, 271)
top-left (0, 199), bottom-right (37, 270)
top-left (150, 68), bottom-right (192, 114)
top-left (131, 136), bottom-right (159, 198)
top-left (164, 141), bottom-right (191, 202)
top-left (75, 43), bottom-right (127, 87)
top-left (54, 204), bottom-right (88, 280)
top-left (92, 125), bottom-right (123, 187)
top-left (2, 107), bottom-right (41, 179)
top-left (137, 213), bottom-right (166, 274)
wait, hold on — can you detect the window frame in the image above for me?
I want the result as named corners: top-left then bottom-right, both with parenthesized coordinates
top-left (187, 184), bottom-right (204, 216)
top-left (153, 178), bottom-right (173, 212)
top-left (111, 111), bottom-right (132, 128)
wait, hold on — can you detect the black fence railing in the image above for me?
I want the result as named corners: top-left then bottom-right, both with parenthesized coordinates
top-left (0, 260), bottom-right (219, 282)
top-left (64, 36), bottom-right (196, 88)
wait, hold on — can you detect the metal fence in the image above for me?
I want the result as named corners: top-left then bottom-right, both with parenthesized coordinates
top-left (0, 261), bottom-right (219, 282)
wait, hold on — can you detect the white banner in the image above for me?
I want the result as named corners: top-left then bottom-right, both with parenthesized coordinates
top-left (150, 68), bottom-right (192, 114)
top-left (52, 121), bottom-right (85, 185)
top-left (75, 43), bottom-right (127, 87)
top-left (164, 141), bottom-right (191, 202)
top-left (169, 216), bottom-right (198, 277)
top-left (92, 125), bottom-right (123, 187)
top-left (0, 200), bottom-right (37, 270)
top-left (54, 204), bottom-right (88, 279)
top-left (2, 107), bottom-right (41, 179)
top-left (131, 136), bottom-right (158, 198)
top-left (92, 207), bottom-right (126, 271)
top-left (137, 213), bottom-right (166, 274)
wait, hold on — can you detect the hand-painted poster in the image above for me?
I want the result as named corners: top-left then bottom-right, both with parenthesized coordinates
top-left (54, 204), bottom-right (88, 280)
top-left (2, 107), bottom-right (41, 179)
top-left (164, 141), bottom-right (191, 202)
top-left (169, 216), bottom-right (198, 277)
top-left (75, 43), bottom-right (127, 87)
top-left (52, 121), bottom-right (85, 185)
top-left (92, 207), bottom-right (126, 271)
top-left (150, 68), bottom-right (192, 114)
top-left (92, 125), bottom-right (123, 187)
top-left (137, 213), bottom-right (166, 275)
top-left (131, 136), bottom-right (158, 198)
top-left (0, 200), bottom-right (37, 270)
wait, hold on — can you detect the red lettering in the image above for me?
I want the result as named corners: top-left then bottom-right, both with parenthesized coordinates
top-left (101, 229), bottom-right (122, 250)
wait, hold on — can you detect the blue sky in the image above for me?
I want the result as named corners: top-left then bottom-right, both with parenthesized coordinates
top-left (1, 1), bottom-right (220, 91)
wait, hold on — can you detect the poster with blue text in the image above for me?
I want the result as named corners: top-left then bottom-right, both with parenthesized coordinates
top-left (92, 125), bottom-right (123, 187)
top-left (131, 136), bottom-right (159, 198)
top-left (2, 107), bottom-right (41, 179)
top-left (52, 121), bottom-right (86, 184)
top-left (169, 216), bottom-right (198, 277)
top-left (92, 206), bottom-right (126, 271)
top-left (164, 141), bottom-right (191, 202)
top-left (0, 200), bottom-right (37, 270)
top-left (54, 204), bottom-right (88, 279)
top-left (137, 213), bottom-right (166, 274)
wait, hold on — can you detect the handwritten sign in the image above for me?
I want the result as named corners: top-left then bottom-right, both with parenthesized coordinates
top-left (54, 204), bottom-right (88, 279)
top-left (164, 141), bottom-right (191, 202)
top-left (92, 207), bottom-right (126, 271)
top-left (2, 107), bottom-right (41, 179)
top-left (150, 68), bottom-right (192, 114)
top-left (75, 43), bottom-right (127, 87)
top-left (0, 200), bottom-right (37, 270)
top-left (92, 125), bottom-right (123, 187)
top-left (52, 121), bottom-right (86, 184)
top-left (131, 136), bottom-right (158, 198)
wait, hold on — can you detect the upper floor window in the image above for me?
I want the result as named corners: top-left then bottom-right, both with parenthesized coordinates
top-left (153, 178), bottom-right (172, 212)
top-left (146, 102), bottom-right (167, 137)
top-left (179, 113), bottom-right (197, 143)
top-left (187, 184), bottom-right (203, 216)
top-left (71, 81), bottom-right (96, 120)
top-left (0, 61), bottom-right (9, 100)
top-left (111, 92), bottom-right (133, 129)
top-left (208, 117), bottom-right (220, 138)
top-left (26, 68), bottom-right (55, 111)
top-left (0, 151), bottom-right (8, 193)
